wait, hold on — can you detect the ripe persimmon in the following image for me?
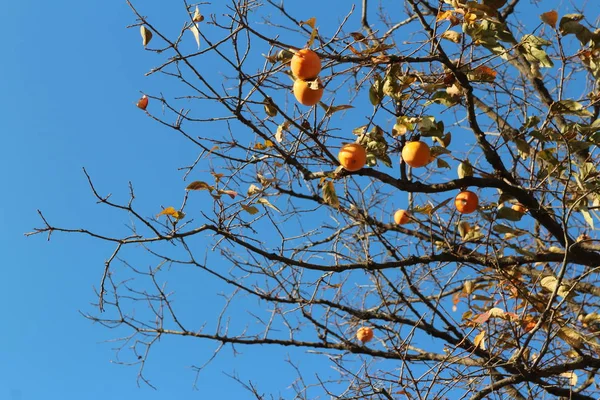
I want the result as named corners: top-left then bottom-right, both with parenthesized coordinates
top-left (290, 48), bottom-right (321, 80)
top-left (455, 191), bottom-right (479, 214)
top-left (394, 209), bottom-right (410, 225)
top-left (293, 78), bottom-right (323, 106)
top-left (338, 143), bottom-right (367, 172)
top-left (356, 327), bottom-right (374, 343)
top-left (401, 141), bottom-right (430, 168)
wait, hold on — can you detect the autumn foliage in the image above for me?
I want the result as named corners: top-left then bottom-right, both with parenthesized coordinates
top-left (29, 0), bottom-right (600, 398)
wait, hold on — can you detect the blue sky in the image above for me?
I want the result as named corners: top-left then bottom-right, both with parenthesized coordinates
top-left (1, 1), bottom-right (369, 398)
top-left (3, 0), bottom-right (600, 399)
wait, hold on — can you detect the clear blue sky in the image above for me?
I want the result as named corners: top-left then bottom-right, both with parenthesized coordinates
top-left (2, 1), bottom-right (598, 399)
top-left (0, 1), bottom-right (360, 398)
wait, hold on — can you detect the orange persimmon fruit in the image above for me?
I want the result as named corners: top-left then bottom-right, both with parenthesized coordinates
top-left (455, 191), bottom-right (479, 214)
top-left (290, 48), bottom-right (321, 80)
top-left (394, 209), bottom-right (410, 225)
top-left (293, 78), bottom-right (323, 106)
top-left (401, 141), bottom-right (430, 168)
top-left (338, 143), bottom-right (367, 172)
top-left (356, 327), bottom-right (374, 343)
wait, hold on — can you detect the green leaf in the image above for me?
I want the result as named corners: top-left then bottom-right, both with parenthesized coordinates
top-left (436, 158), bottom-right (451, 169)
top-left (550, 100), bottom-right (593, 117)
top-left (493, 224), bottom-right (521, 235)
top-left (425, 91), bottom-right (459, 107)
top-left (497, 207), bottom-right (523, 221)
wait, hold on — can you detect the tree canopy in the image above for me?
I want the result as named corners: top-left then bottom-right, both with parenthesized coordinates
top-left (30, 0), bottom-right (600, 398)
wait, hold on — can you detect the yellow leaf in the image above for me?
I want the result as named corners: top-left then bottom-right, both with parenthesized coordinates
top-left (189, 23), bottom-right (201, 49)
top-left (254, 142), bottom-right (266, 150)
top-left (557, 327), bottom-right (583, 349)
top-left (322, 180), bottom-right (340, 209)
top-left (560, 372), bottom-right (578, 386)
top-left (156, 206), bottom-right (185, 220)
top-left (441, 30), bottom-right (462, 43)
top-left (192, 6), bottom-right (204, 23)
top-left (186, 181), bottom-right (214, 191)
top-left (413, 203), bottom-right (433, 215)
top-left (247, 184), bottom-right (261, 196)
top-left (474, 330), bottom-right (486, 350)
top-left (437, 10), bottom-right (453, 21)
top-left (300, 17), bottom-right (316, 29)
top-left (258, 197), bottom-right (281, 213)
top-left (540, 10), bottom-right (558, 28)
top-left (458, 221), bottom-right (471, 240)
top-left (264, 140), bottom-right (274, 147)
top-left (241, 204), bottom-right (259, 215)
top-left (275, 121), bottom-right (290, 143)
top-left (140, 25), bottom-right (153, 47)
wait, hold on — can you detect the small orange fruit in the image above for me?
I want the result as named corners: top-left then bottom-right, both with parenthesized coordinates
top-left (137, 95), bottom-right (148, 110)
top-left (455, 191), bottom-right (479, 214)
top-left (401, 141), bottom-right (430, 168)
top-left (290, 48), bottom-right (321, 80)
top-left (356, 327), bottom-right (374, 343)
top-left (394, 209), bottom-right (410, 225)
top-left (293, 78), bottom-right (323, 106)
top-left (512, 203), bottom-right (527, 214)
top-left (338, 143), bottom-right (367, 172)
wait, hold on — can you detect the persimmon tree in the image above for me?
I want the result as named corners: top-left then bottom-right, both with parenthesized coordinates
top-left (29, 0), bottom-right (600, 398)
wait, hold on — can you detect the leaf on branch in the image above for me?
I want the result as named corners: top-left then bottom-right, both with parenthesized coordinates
top-left (520, 35), bottom-right (553, 68)
top-left (413, 203), bottom-right (433, 215)
top-left (192, 6), bottom-right (204, 23)
top-left (156, 206), bottom-right (185, 220)
top-left (299, 17), bottom-right (318, 47)
top-left (258, 198), bottom-right (281, 213)
top-left (322, 180), bottom-right (340, 209)
top-left (275, 121), bottom-right (290, 143)
top-left (540, 10), bottom-right (558, 28)
top-left (458, 221), bottom-right (471, 240)
top-left (497, 206), bottom-right (524, 221)
top-left (474, 330), bottom-right (486, 350)
top-left (560, 372), bottom-right (578, 386)
top-left (349, 32), bottom-right (366, 42)
top-left (540, 276), bottom-right (571, 298)
top-left (467, 65), bottom-right (497, 82)
top-left (557, 326), bottom-right (584, 349)
top-left (140, 25), bottom-right (153, 47)
top-left (457, 160), bottom-right (474, 178)
top-left (441, 30), bottom-right (462, 43)
top-left (550, 100), bottom-right (593, 117)
top-left (189, 23), bottom-right (201, 49)
top-left (319, 103), bottom-right (354, 117)
top-left (241, 204), bottom-right (259, 215)
top-left (217, 190), bottom-right (237, 199)
top-left (247, 184), bottom-right (261, 196)
top-left (425, 91), bottom-right (459, 107)
top-left (436, 158), bottom-right (451, 169)
top-left (186, 181), bottom-right (215, 191)
top-left (559, 14), bottom-right (592, 45)
top-left (493, 224), bottom-right (527, 237)
top-left (580, 205), bottom-right (595, 230)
